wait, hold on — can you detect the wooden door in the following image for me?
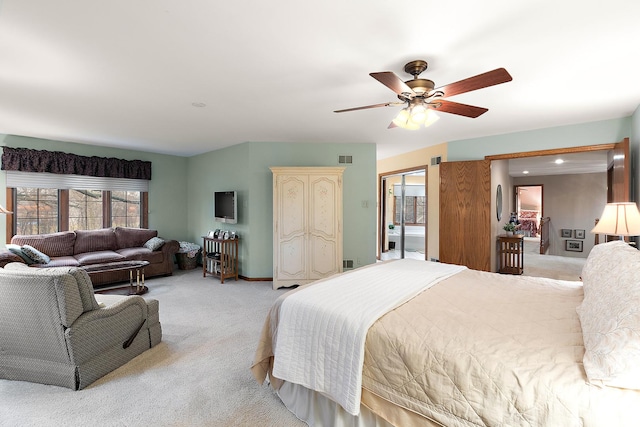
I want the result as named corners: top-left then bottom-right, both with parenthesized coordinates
top-left (439, 160), bottom-right (491, 271)
top-left (273, 174), bottom-right (308, 287)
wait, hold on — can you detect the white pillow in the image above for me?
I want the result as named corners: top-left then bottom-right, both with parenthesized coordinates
top-left (577, 240), bottom-right (640, 389)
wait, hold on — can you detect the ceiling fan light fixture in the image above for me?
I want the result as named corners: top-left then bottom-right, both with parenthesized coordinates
top-left (422, 109), bottom-right (440, 128)
top-left (392, 108), bottom-right (419, 130)
top-left (410, 105), bottom-right (427, 124)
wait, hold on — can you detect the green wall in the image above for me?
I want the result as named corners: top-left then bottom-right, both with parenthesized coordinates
top-left (447, 117), bottom-right (632, 161)
top-left (186, 141), bottom-right (378, 278)
top-left (0, 134), bottom-right (189, 243)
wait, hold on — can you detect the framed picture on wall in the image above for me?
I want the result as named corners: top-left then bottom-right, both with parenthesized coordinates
top-left (574, 229), bottom-right (585, 239)
top-left (566, 240), bottom-right (583, 252)
top-left (561, 229), bottom-right (572, 238)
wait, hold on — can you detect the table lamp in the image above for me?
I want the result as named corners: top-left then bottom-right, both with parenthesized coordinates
top-left (591, 202), bottom-right (640, 240)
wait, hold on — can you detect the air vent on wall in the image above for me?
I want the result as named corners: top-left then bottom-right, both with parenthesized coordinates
top-left (338, 155), bottom-right (353, 164)
top-left (431, 156), bottom-right (442, 166)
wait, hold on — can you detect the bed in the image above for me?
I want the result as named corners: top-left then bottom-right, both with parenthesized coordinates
top-left (518, 209), bottom-right (540, 237)
top-left (252, 241), bottom-right (640, 426)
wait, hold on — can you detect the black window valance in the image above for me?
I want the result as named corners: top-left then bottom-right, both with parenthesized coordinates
top-left (1, 147), bottom-right (151, 180)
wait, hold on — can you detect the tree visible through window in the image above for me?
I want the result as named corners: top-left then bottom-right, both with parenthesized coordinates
top-left (112, 191), bottom-right (141, 228)
top-left (15, 188), bottom-right (59, 235)
top-left (69, 189), bottom-right (103, 230)
top-left (394, 196), bottom-right (426, 226)
top-left (12, 187), bottom-right (143, 236)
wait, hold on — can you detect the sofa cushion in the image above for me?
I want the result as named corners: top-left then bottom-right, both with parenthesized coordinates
top-left (74, 251), bottom-right (125, 265)
top-left (21, 245), bottom-right (51, 264)
top-left (42, 256), bottom-right (81, 268)
top-left (114, 227), bottom-right (158, 249)
top-left (143, 237), bottom-right (165, 251)
top-left (116, 247), bottom-right (164, 264)
top-left (11, 231), bottom-right (76, 257)
top-left (73, 228), bottom-right (117, 254)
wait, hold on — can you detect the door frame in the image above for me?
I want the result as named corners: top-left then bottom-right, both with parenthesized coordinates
top-left (378, 166), bottom-right (428, 260)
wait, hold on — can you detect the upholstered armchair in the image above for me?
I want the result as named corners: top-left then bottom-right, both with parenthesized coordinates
top-left (0, 264), bottom-right (161, 390)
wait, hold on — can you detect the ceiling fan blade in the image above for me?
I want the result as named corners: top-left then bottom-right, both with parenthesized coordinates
top-left (370, 71), bottom-right (414, 96)
top-left (334, 101), bottom-right (402, 113)
top-left (434, 68), bottom-right (512, 98)
top-left (431, 99), bottom-right (488, 118)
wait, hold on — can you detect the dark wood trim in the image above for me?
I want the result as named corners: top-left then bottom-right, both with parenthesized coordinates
top-left (5, 188), bottom-right (14, 244)
top-left (142, 192), bottom-right (149, 228)
top-left (103, 191), bottom-right (111, 228)
top-left (59, 189), bottom-right (69, 231)
top-left (484, 143), bottom-right (617, 161)
top-left (239, 275), bottom-right (272, 281)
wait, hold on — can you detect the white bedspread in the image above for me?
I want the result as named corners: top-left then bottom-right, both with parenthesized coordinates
top-left (272, 259), bottom-right (466, 415)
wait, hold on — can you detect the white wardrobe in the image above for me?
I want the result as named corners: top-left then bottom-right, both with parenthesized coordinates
top-left (271, 166), bottom-right (345, 290)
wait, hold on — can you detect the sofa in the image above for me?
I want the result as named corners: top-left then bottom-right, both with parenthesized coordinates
top-left (1, 227), bottom-right (179, 287)
top-left (0, 264), bottom-right (161, 389)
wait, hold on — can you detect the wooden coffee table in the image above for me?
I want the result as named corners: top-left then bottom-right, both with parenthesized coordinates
top-left (82, 261), bottom-right (150, 295)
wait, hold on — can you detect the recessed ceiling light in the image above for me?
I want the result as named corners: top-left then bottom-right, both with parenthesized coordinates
top-left (555, 159), bottom-right (564, 164)
top-left (522, 170), bottom-right (529, 174)
top-left (191, 102), bottom-right (206, 108)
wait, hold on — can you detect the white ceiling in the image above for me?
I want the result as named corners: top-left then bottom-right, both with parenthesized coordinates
top-left (0, 1), bottom-right (639, 160)
top-left (509, 151), bottom-right (609, 177)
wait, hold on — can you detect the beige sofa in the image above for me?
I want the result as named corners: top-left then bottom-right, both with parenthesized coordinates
top-left (2, 227), bottom-right (179, 287)
top-left (0, 264), bottom-right (161, 389)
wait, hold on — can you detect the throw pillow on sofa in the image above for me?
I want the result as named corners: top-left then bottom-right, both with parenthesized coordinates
top-left (21, 244), bottom-right (51, 264)
top-left (6, 244), bottom-right (36, 265)
top-left (144, 237), bottom-right (165, 251)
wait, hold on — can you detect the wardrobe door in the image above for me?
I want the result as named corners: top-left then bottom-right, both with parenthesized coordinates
top-left (308, 174), bottom-right (342, 280)
top-left (273, 174), bottom-right (308, 288)
top-left (271, 166), bottom-right (344, 290)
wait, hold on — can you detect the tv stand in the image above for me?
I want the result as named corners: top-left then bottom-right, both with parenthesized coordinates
top-left (202, 236), bottom-right (239, 283)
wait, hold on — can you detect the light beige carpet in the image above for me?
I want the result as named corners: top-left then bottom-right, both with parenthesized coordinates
top-left (0, 269), bottom-right (304, 427)
top-left (522, 237), bottom-right (585, 281)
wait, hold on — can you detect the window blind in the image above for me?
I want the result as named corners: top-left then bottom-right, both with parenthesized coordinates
top-left (6, 171), bottom-right (149, 192)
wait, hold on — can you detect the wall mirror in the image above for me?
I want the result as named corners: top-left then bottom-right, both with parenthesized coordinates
top-left (496, 184), bottom-right (503, 221)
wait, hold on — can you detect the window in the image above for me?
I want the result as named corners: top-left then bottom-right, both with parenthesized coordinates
top-left (15, 188), bottom-right (59, 235)
top-left (10, 187), bottom-right (147, 237)
top-left (112, 191), bottom-right (141, 228)
top-left (69, 189), bottom-right (103, 230)
top-left (394, 196), bottom-right (426, 226)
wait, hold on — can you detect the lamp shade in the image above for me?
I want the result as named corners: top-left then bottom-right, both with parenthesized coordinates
top-left (591, 202), bottom-right (640, 236)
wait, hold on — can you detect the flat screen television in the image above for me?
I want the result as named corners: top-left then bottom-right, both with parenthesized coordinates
top-left (214, 191), bottom-right (237, 224)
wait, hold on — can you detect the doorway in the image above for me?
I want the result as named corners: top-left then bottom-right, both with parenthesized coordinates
top-left (514, 185), bottom-right (542, 238)
top-left (379, 167), bottom-right (427, 261)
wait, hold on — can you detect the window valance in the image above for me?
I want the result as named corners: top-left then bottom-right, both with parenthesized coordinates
top-left (1, 147), bottom-right (151, 180)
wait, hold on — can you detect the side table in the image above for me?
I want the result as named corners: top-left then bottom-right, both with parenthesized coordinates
top-left (498, 234), bottom-right (524, 274)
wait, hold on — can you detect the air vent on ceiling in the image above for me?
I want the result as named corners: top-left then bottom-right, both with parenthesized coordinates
top-left (431, 156), bottom-right (442, 166)
top-left (338, 155), bottom-right (353, 164)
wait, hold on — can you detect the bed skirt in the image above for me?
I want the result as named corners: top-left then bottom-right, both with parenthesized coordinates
top-left (277, 381), bottom-right (442, 427)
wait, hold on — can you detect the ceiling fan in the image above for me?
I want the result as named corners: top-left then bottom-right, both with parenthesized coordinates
top-left (334, 60), bottom-right (512, 130)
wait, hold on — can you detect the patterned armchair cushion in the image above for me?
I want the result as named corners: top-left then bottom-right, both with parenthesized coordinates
top-left (577, 240), bottom-right (640, 389)
top-left (21, 244), bottom-right (51, 264)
